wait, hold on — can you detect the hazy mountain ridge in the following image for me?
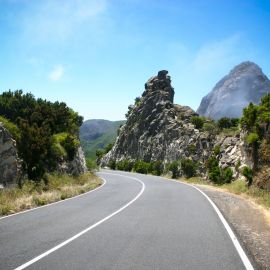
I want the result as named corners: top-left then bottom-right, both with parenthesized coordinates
top-left (197, 61), bottom-right (270, 119)
top-left (80, 119), bottom-right (125, 159)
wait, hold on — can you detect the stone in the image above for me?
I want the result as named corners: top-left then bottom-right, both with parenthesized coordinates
top-left (0, 123), bottom-right (22, 187)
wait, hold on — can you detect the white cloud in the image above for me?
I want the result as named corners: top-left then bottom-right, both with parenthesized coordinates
top-left (49, 65), bottom-right (64, 81)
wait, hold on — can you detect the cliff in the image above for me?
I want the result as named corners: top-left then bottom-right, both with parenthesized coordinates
top-left (197, 61), bottom-right (270, 119)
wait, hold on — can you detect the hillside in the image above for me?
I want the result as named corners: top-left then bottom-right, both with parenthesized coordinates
top-left (0, 90), bottom-right (86, 186)
top-left (80, 119), bottom-right (125, 160)
top-left (197, 61), bottom-right (270, 119)
top-left (101, 70), bottom-right (270, 191)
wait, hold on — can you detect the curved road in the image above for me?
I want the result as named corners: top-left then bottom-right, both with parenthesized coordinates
top-left (0, 170), bottom-right (255, 270)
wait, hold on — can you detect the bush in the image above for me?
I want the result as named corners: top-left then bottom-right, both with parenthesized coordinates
top-left (0, 116), bottom-right (21, 141)
top-left (104, 143), bottom-right (114, 154)
top-left (191, 116), bottom-right (204, 129)
top-left (188, 144), bottom-right (196, 154)
top-left (116, 160), bottom-right (133, 172)
top-left (217, 117), bottom-right (232, 129)
top-left (86, 159), bottom-right (97, 171)
top-left (168, 161), bottom-right (180, 179)
top-left (213, 145), bottom-right (221, 156)
top-left (242, 166), bottom-right (253, 186)
top-left (133, 160), bottom-right (150, 174)
top-left (202, 122), bottom-right (217, 132)
top-left (246, 132), bottom-right (259, 145)
top-left (221, 167), bottom-right (233, 183)
top-left (180, 159), bottom-right (197, 178)
top-left (149, 161), bottom-right (163, 176)
top-left (206, 156), bottom-right (232, 184)
top-left (209, 166), bottom-right (221, 183)
top-left (108, 160), bottom-right (116, 170)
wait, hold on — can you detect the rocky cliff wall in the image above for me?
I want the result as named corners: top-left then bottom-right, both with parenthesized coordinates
top-left (101, 71), bottom-right (251, 179)
top-left (197, 61), bottom-right (270, 119)
top-left (0, 123), bottom-right (22, 187)
top-left (57, 146), bottom-right (87, 176)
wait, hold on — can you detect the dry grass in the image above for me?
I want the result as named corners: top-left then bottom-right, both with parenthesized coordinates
top-left (177, 176), bottom-right (270, 210)
top-left (0, 173), bottom-right (102, 216)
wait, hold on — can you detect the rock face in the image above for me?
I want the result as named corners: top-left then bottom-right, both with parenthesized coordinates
top-left (101, 70), bottom-right (252, 179)
top-left (197, 61), bottom-right (270, 120)
top-left (57, 146), bottom-right (87, 176)
top-left (0, 123), bottom-right (22, 187)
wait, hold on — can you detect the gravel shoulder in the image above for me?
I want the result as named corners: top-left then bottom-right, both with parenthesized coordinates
top-left (198, 185), bottom-right (270, 270)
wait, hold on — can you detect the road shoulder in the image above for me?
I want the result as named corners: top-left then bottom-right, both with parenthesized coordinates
top-left (198, 185), bottom-right (270, 270)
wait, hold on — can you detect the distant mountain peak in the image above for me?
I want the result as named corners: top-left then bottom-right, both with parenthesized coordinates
top-left (197, 61), bottom-right (270, 119)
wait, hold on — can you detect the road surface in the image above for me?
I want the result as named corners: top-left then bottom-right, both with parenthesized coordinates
top-left (0, 170), bottom-right (255, 269)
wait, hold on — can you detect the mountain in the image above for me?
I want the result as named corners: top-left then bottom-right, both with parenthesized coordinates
top-left (197, 61), bottom-right (270, 119)
top-left (80, 119), bottom-right (125, 160)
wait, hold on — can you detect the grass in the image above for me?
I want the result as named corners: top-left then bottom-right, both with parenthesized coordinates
top-left (0, 172), bottom-right (102, 216)
top-left (177, 176), bottom-right (270, 209)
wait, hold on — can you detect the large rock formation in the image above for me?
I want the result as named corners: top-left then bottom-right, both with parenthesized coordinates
top-left (197, 61), bottom-right (270, 119)
top-left (0, 123), bottom-right (22, 187)
top-left (101, 70), bottom-right (252, 180)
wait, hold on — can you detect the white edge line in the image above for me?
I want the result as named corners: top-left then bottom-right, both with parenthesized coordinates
top-left (14, 173), bottom-right (145, 270)
top-left (168, 178), bottom-right (254, 270)
top-left (0, 177), bottom-right (107, 221)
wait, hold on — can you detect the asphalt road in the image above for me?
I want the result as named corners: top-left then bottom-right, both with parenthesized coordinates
top-left (0, 170), bottom-right (254, 270)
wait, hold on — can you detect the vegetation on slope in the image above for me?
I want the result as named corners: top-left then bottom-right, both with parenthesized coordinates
top-left (0, 173), bottom-right (102, 216)
top-left (0, 90), bottom-right (83, 182)
top-left (80, 119), bottom-right (125, 160)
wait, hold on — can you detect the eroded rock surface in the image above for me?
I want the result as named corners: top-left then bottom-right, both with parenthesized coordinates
top-left (197, 61), bottom-right (270, 119)
top-left (0, 123), bottom-right (22, 187)
top-left (101, 71), bottom-right (250, 177)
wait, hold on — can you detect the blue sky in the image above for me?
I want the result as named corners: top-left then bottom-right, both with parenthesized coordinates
top-left (0, 0), bottom-right (270, 121)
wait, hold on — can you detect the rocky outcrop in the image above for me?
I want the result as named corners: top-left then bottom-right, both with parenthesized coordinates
top-left (0, 123), bottom-right (22, 187)
top-left (101, 70), bottom-right (252, 179)
top-left (197, 61), bottom-right (270, 119)
top-left (57, 146), bottom-right (87, 176)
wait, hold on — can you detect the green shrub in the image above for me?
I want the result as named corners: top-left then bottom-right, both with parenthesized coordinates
top-left (86, 159), bottom-right (97, 171)
top-left (202, 122), bottom-right (217, 132)
top-left (246, 132), bottom-right (259, 145)
top-left (104, 143), bottom-right (114, 154)
top-left (133, 160), bottom-right (150, 174)
top-left (206, 156), bottom-right (233, 184)
top-left (116, 160), bottom-right (133, 172)
top-left (242, 166), bottom-right (253, 186)
top-left (0, 116), bottom-right (21, 141)
top-left (191, 116), bottom-right (204, 129)
top-left (149, 161), bottom-right (163, 176)
top-left (180, 159), bottom-right (197, 178)
top-left (217, 117), bottom-right (232, 129)
top-left (208, 166), bottom-right (221, 183)
top-left (221, 167), bottom-right (233, 183)
top-left (213, 145), bottom-right (221, 156)
top-left (108, 160), bottom-right (116, 170)
top-left (168, 161), bottom-right (180, 179)
top-left (205, 156), bottom-right (219, 171)
top-left (188, 144), bottom-right (196, 154)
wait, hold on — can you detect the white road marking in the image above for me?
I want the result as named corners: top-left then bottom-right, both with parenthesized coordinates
top-left (104, 171), bottom-right (254, 270)
top-left (14, 174), bottom-right (145, 270)
top-left (0, 178), bottom-right (107, 221)
top-left (169, 178), bottom-right (254, 270)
